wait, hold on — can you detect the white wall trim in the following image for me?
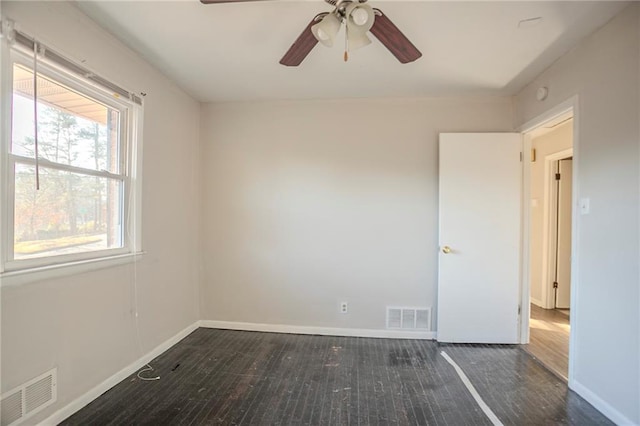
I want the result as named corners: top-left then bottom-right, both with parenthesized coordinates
top-left (570, 380), bottom-right (638, 426)
top-left (200, 320), bottom-right (437, 340)
top-left (566, 101), bottom-right (581, 389)
top-left (519, 95), bottom-right (583, 400)
top-left (520, 131), bottom-right (532, 344)
top-left (529, 297), bottom-right (544, 308)
top-left (518, 96), bottom-right (577, 134)
top-left (518, 96), bottom-right (578, 351)
top-left (39, 321), bottom-right (199, 426)
top-left (1, 252), bottom-right (146, 287)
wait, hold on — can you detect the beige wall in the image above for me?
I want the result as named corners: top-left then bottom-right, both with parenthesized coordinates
top-left (529, 122), bottom-right (573, 307)
top-left (200, 97), bottom-right (512, 332)
top-left (515, 4), bottom-right (639, 424)
top-left (0, 2), bottom-right (201, 423)
top-left (1, 2), bottom-right (637, 425)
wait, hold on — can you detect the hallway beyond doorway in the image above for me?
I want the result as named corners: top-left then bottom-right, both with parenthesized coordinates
top-left (524, 304), bottom-right (570, 379)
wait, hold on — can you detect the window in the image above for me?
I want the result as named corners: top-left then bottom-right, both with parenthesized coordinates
top-left (1, 44), bottom-right (142, 273)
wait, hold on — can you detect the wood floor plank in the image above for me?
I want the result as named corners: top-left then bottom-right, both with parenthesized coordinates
top-left (62, 328), bottom-right (610, 426)
top-left (524, 304), bottom-right (570, 379)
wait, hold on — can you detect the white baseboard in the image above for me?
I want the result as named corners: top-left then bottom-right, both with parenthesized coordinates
top-left (530, 298), bottom-right (545, 308)
top-left (40, 321), bottom-right (199, 426)
top-left (570, 379), bottom-right (638, 426)
top-left (200, 320), bottom-right (436, 340)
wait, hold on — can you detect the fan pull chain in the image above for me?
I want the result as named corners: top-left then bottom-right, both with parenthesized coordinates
top-left (344, 27), bottom-right (349, 62)
top-left (33, 41), bottom-right (40, 190)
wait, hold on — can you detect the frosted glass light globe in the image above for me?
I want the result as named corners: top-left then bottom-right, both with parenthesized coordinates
top-left (316, 29), bottom-right (329, 41)
top-left (351, 8), bottom-right (369, 26)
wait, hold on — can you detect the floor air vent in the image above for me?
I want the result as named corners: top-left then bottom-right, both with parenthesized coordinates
top-left (1, 369), bottom-right (56, 426)
top-left (387, 307), bottom-right (431, 330)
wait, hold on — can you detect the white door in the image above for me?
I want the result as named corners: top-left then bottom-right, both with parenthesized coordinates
top-left (555, 158), bottom-right (573, 308)
top-left (438, 133), bottom-right (522, 343)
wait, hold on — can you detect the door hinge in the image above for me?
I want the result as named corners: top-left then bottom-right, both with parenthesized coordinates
top-left (553, 281), bottom-right (559, 288)
top-left (518, 305), bottom-right (521, 315)
top-left (520, 152), bottom-right (523, 162)
top-left (555, 173), bottom-right (561, 181)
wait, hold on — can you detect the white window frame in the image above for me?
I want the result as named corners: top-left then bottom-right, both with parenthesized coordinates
top-left (0, 43), bottom-right (143, 275)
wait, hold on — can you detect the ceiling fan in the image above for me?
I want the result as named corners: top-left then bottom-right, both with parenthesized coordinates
top-left (200, 0), bottom-right (422, 66)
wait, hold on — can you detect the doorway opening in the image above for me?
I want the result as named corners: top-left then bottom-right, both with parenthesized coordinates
top-left (523, 112), bottom-right (574, 380)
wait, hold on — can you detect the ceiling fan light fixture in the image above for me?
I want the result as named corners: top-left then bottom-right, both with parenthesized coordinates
top-left (347, 28), bottom-right (371, 51)
top-left (351, 8), bottom-right (369, 26)
top-left (311, 12), bottom-right (341, 47)
top-left (345, 2), bottom-right (375, 33)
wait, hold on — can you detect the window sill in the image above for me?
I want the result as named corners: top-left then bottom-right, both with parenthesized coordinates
top-left (0, 252), bottom-right (146, 287)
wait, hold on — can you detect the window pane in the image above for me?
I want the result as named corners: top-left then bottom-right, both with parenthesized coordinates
top-left (12, 64), bottom-right (120, 173)
top-left (13, 164), bottom-right (123, 260)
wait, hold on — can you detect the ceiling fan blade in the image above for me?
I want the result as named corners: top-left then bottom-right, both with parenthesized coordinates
top-left (370, 9), bottom-right (422, 64)
top-left (201, 0), bottom-right (274, 4)
top-left (279, 16), bottom-right (321, 67)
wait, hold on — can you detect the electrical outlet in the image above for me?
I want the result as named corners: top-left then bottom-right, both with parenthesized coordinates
top-left (340, 302), bottom-right (348, 314)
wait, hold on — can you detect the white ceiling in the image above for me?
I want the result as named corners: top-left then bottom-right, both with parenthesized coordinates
top-left (75, 0), bottom-right (628, 102)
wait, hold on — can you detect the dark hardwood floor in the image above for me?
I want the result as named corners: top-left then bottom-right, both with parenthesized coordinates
top-left (62, 328), bottom-right (608, 425)
top-left (524, 304), bottom-right (570, 380)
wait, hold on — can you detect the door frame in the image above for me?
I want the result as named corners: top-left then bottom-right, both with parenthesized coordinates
top-left (518, 96), bottom-right (580, 385)
top-left (543, 149), bottom-right (573, 309)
